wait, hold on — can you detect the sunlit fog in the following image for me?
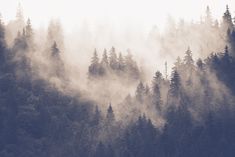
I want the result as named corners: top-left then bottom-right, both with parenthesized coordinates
top-left (0, 0), bottom-right (235, 157)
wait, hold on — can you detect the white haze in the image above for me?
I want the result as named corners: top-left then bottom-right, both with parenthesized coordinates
top-left (1, 0), bottom-right (235, 125)
top-left (1, 0), bottom-right (235, 77)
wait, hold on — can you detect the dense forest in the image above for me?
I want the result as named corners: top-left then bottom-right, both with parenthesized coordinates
top-left (1, 4), bottom-right (235, 157)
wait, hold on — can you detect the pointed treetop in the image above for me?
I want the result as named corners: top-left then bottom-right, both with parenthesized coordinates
top-left (153, 71), bottom-right (163, 84)
top-left (101, 48), bottom-right (108, 65)
top-left (91, 48), bottom-right (99, 65)
top-left (225, 45), bottom-right (229, 53)
top-left (107, 103), bottom-right (114, 114)
top-left (184, 47), bottom-right (194, 65)
top-left (106, 103), bottom-right (115, 122)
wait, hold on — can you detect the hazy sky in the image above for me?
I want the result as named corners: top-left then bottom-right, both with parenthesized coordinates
top-left (0, 0), bottom-right (234, 32)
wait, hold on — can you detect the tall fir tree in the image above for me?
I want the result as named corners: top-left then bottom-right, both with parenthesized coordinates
top-left (135, 81), bottom-right (145, 103)
top-left (170, 70), bottom-right (181, 98)
top-left (89, 49), bottom-right (100, 77)
top-left (222, 5), bottom-right (234, 31)
top-left (109, 47), bottom-right (118, 70)
top-left (106, 103), bottom-right (115, 124)
top-left (117, 52), bottom-right (125, 71)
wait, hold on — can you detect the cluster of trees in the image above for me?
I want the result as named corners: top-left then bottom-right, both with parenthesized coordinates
top-left (148, 5), bottom-right (235, 59)
top-left (88, 47), bottom-right (141, 80)
top-left (0, 4), bottom-right (235, 157)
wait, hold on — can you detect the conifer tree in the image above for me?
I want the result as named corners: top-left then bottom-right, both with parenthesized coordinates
top-left (101, 49), bottom-right (109, 67)
top-left (89, 49), bottom-right (100, 76)
top-left (135, 81), bottom-right (145, 103)
top-left (109, 47), bottom-right (118, 70)
top-left (222, 5), bottom-right (234, 31)
top-left (184, 47), bottom-right (194, 66)
top-left (118, 52), bottom-right (125, 71)
top-left (25, 18), bottom-right (33, 40)
top-left (170, 70), bottom-right (181, 97)
top-left (106, 103), bottom-right (115, 123)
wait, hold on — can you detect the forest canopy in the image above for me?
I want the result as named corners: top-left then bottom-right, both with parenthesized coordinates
top-left (0, 3), bottom-right (235, 157)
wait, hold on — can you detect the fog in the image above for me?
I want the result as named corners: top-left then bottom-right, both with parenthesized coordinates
top-left (2, 2), bottom-right (235, 126)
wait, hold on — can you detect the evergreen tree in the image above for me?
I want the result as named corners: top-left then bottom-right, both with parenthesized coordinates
top-left (170, 70), bottom-right (181, 97)
top-left (183, 47), bottom-right (194, 85)
top-left (92, 105), bottom-right (101, 126)
top-left (118, 52), bottom-right (125, 71)
top-left (152, 83), bottom-right (162, 111)
top-left (196, 58), bottom-right (205, 71)
top-left (152, 71), bottom-right (163, 86)
top-left (109, 47), bottom-right (118, 70)
top-left (184, 47), bottom-right (194, 66)
top-left (222, 5), bottom-right (234, 31)
top-left (51, 41), bottom-right (64, 77)
top-left (124, 51), bottom-right (140, 79)
top-left (173, 56), bottom-right (182, 71)
top-left (89, 49), bottom-right (100, 77)
top-left (25, 18), bottom-right (33, 41)
top-left (135, 81), bottom-right (145, 103)
top-left (100, 49), bottom-right (109, 75)
top-left (101, 49), bottom-right (109, 67)
top-left (106, 103), bottom-right (115, 123)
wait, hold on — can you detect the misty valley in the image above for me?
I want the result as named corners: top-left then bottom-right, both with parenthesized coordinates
top-left (1, 3), bottom-right (235, 157)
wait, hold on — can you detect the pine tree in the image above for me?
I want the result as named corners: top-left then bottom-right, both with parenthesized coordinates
top-left (93, 105), bottom-right (101, 126)
top-left (170, 70), bottom-right (181, 97)
top-left (221, 46), bottom-right (231, 70)
top-left (222, 5), bottom-right (234, 31)
top-left (118, 52), bottom-right (125, 71)
top-left (173, 56), bottom-right (182, 71)
top-left (196, 58), bottom-right (205, 71)
top-left (50, 41), bottom-right (64, 77)
top-left (25, 18), bottom-right (33, 40)
top-left (89, 49), bottom-right (100, 76)
top-left (100, 49), bottom-right (109, 75)
top-left (184, 47), bottom-right (194, 65)
top-left (109, 47), bottom-right (118, 70)
top-left (152, 71), bottom-right (163, 86)
top-left (101, 49), bottom-right (109, 66)
top-left (135, 81), bottom-right (145, 103)
top-left (152, 83), bottom-right (162, 111)
top-left (106, 103), bottom-right (115, 123)
top-left (184, 47), bottom-right (194, 85)
top-left (124, 51), bottom-right (140, 79)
